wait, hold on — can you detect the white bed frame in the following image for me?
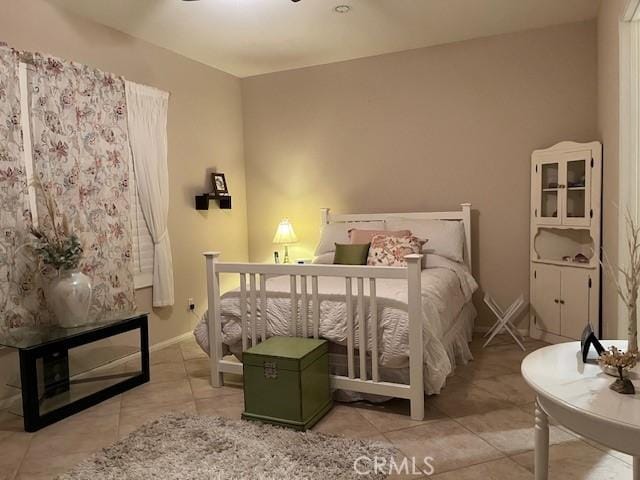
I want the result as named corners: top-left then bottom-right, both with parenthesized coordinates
top-left (203, 203), bottom-right (471, 420)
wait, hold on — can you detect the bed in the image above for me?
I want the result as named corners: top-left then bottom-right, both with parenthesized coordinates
top-left (195, 204), bottom-right (477, 420)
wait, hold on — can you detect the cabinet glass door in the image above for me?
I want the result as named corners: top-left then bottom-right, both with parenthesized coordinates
top-left (562, 153), bottom-right (591, 226)
top-left (538, 161), bottom-right (561, 225)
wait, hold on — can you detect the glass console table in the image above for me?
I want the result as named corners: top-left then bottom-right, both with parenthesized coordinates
top-left (0, 312), bottom-right (149, 432)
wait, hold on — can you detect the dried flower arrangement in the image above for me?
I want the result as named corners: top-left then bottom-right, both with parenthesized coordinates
top-left (601, 209), bottom-right (640, 354)
top-left (598, 346), bottom-right (638, 394)
top-left (29, 181), bottom-right (83, 271)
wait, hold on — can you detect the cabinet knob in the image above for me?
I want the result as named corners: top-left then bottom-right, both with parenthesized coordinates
top-left (560, 299), bottom-right (565, 304)
top-left (554, 299), bottom-right (559, 303)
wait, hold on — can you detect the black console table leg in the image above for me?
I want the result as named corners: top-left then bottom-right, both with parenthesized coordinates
top-left (19, 349), bottom-right (39, 433)
top-left (140, 317), bottom-right (150, 382)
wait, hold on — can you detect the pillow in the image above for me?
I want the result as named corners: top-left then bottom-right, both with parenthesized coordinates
top-left (333, 243), bottom-right (371, 265)
top-left (349, 228), bottom-right (411, 244)
top-left (314, 221), bottom-right (385, 256)
top-left (385, 218), bottom-right (465, 263)
top-left (367, 235), bottom-right (425, 267)
top-left (312, 252), bottom-right (334, 264)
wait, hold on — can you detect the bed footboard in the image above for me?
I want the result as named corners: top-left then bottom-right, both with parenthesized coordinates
top-left (203, 252), bottom-right (425, 420)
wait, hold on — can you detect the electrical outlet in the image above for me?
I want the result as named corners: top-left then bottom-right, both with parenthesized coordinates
top-left (187, 298), bottom-right (195, 311)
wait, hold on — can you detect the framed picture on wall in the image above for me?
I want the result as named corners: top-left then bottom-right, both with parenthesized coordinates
top-left (211, 173), bottom-right (229, 196)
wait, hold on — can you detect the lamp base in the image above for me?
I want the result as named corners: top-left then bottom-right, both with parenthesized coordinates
top-left (283, 245), bottom-right (290, 264)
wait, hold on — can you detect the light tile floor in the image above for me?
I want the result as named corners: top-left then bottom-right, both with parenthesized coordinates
top-left (0, 334), bottom-right (634, 479)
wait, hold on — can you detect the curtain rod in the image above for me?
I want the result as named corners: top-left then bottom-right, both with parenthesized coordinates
top-left (3, 41), bottom-right (171, 96)
top-left (12, 48), bottom-right (170, 97)
top-left (18, 51), bottom-right (35, 66)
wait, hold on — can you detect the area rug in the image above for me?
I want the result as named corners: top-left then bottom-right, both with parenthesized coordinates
top-left (57, 414), bottom-right (397, 480)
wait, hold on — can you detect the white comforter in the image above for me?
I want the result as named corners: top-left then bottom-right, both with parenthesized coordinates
top-left (194, 255), bottom-right (478, 392)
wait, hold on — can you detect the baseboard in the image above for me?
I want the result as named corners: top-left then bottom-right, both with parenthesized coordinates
top-left (0, 331), bottom-right (194, 411)
top-left (473, 325), bottom-right (530, 337)
top-left (529, 327), bottom-right (575, 345)
top-left (83, 331), bottom-right (193, 376)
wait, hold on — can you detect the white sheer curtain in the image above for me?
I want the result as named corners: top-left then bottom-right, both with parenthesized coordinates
top-left (620, 5), bottom-right (640, 218)
top-left (619, 2), bottom-right (640, 335)
top-left (125, 81), bottom-right (174, 307)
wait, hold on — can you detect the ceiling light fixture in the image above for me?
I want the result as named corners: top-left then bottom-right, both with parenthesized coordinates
top-left (334, 5), bottom-right (351, 13)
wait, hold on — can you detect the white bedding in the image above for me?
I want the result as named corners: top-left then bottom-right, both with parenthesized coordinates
top-left (193, 255), bottom-right (478, 394)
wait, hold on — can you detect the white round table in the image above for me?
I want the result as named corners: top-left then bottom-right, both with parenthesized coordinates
top-left (521, 341), bottom-right (640, 480)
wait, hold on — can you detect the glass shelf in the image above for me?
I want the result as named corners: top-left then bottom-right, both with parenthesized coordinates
top-left (0, 311), bottom-right (144, 350)
top-left (1, 312), bottom-right (146, 391)
top-left (4, 343), bottom-right (141, 390)
top-left (8, 368), bottom-right (142, 418)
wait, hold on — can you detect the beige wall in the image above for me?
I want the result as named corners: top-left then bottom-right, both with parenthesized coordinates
top-left (597, 0), bottom-right (627, 339)
top-left (0, 0), bottom-right (249, 400)
top-left (241, 21), bottom-right (599, 328)
top-left (0, 3), bottom-right (609, 404)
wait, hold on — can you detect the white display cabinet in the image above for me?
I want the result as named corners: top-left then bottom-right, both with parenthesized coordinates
top-left (530, 141), bottom-right (602, 343)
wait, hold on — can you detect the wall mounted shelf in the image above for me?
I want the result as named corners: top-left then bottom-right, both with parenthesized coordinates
top-left (195, 193), bottom-right (231, 210)
top-left (531, 259), bottom-right (596, 270)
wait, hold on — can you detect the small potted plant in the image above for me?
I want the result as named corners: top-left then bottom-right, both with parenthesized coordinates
top-left (598, 346), bottom-right (637, 394)
top-left (30, 182), bottom-right (92, 328)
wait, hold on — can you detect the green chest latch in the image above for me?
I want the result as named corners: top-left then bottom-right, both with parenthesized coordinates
top-left (264, 362), bottom-right (278, 379)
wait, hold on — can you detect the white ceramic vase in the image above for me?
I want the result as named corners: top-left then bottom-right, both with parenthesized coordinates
top-left (48, 270), bottom-right (93, 328)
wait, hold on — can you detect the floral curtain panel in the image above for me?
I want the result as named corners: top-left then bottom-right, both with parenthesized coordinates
top-left (0, 46), bottom-right (137, 328)
top-left (0, 45), bottom-right (44, 327)
top-left (26, 52), bottom-right (136, 319)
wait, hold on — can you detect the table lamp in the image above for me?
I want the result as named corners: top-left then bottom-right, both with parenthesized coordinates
top-left (273, 218), bottom-right (298, 264)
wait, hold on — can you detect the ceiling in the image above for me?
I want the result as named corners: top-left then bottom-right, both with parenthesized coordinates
top-left (51, 0), bottom-right (600, 78)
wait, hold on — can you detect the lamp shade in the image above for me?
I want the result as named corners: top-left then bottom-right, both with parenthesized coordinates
top-left (273, 218), bottom-right (298, 245)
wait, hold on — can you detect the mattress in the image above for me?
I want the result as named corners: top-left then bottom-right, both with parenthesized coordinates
top-left (194, 254), bottom-right (478, 394)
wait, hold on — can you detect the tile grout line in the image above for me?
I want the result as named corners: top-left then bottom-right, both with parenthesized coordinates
top-left (502, 455), bottom-right (539, 475)
top-left (179, 341), bottom-right (199, 410)
top-left (116, 395), bottom-right (123, 440)
top-left (12, 432), bottom-right (34, 479)
top-left (378, 408), bottom-right (507, 477)
top-left (446, 411), bottom-right (510, 460)
top-left (552, 427), bottom-right (636, 467)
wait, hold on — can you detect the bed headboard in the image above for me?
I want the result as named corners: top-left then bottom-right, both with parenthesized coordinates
top-left (320, 203), bottom-right (473, 273)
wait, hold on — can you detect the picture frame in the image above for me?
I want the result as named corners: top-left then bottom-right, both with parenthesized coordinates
top-left (211, 173), bottom-right (229, 196)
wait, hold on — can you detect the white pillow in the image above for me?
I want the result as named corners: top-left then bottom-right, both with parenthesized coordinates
top-left (314, 221), bottom-right (385, 256)
top-left (312, 252), bottom-right (334, 264)
top-left (385, 218), bottom-right (466, 263)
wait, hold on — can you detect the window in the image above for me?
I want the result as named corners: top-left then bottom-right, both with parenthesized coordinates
top-left (618, 1), bottom-right (640, 326)
top-left (129, 159), bottom-right (154, 289)
top-left (620, 4), bottom-right (640, 229)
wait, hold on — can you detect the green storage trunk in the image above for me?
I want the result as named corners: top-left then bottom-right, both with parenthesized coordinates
top-left (242, 336), bottom-right (332, 430)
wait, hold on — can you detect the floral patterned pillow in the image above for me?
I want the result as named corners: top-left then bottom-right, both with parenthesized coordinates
top-left (367, 234), bottom-right (426, 266)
